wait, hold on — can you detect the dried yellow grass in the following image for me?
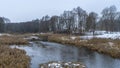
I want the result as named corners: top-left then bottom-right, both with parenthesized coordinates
top-left (0, 35), bottom-right (28, 45)
top-left (0, 45), bottom-right (30, 68)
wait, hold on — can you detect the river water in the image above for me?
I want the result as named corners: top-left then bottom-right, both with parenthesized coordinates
top-left (12, 41), bottom-right (120, 68)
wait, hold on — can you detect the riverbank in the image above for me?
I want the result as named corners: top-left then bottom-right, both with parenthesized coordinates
top-left (37, 33), bottom-right (120, 58)
top-left (0, 45), bottom-right (30, 68)
top-left (0, 35), bottom-right (30, 68)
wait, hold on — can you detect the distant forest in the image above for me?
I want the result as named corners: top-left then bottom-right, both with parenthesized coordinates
top-left (0, 5), bottom-right (120, 34)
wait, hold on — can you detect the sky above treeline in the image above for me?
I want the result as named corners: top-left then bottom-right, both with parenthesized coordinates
top-left (0, 0), bottom-right (119, 22)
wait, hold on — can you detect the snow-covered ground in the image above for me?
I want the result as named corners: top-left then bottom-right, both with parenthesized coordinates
top-left (81, 31), bottom-right (120, 39)
top-left (0, 33), bottom-right (11, 36)
top-left (96, 33), bottom-right (120, 39)
top-left (84, 31), bottom-right (107, 35)
top-left (70, 36), bottom-right (76, 40)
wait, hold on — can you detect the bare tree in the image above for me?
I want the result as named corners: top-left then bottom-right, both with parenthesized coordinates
top-left (101, 5), bottom-right (117, 32)
top-left (0, 17), bottom-right (5, 32)
top-left (86, 12), bottom-right (98, 35)
top-left (75, 7), bottom-right (87, 34)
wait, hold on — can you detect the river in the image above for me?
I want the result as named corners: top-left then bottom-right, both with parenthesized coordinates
top-left (11, 41), bottom-right (120, 68)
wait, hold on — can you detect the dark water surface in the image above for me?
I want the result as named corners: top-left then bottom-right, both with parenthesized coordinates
top-left (12, 41), bottom-right (120, 68)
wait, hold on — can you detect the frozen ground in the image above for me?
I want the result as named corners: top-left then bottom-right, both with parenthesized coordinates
top-left (95, 32), bottom-right (120, 39)
top-left (80, 31), bottom-right (120, 39)
top-left (0, 33), bottom-right (11, 36)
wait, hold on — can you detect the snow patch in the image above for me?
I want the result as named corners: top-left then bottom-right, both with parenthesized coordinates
top-left (70, 36), bottom-right (76, 40)
top-left (81, 31), bottom-right (120, 39)
top-left (96, 33), bottom-right (120, 39)
top-left (0, 33), bottom-right (11, 36)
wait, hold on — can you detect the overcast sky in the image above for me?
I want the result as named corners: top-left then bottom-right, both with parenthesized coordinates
top-left (0, 0), bottom-right (119, 22)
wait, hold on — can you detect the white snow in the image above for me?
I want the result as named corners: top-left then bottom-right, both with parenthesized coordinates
top-left (80, 31), bottom-right (120, 39)
top-left (85, 31), bottom-right (107, 35)
top-left (0, 33), bottom-right (11, 36)
top-left (61, 37), bottom-right (69, 40)
top-left (96, 33), bottom-right (120, 39)
top-left (70, 36), bottom-right (76, 40)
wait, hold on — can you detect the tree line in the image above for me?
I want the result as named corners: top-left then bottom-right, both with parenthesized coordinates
top-left (0, 5), bottom-right (120, 34)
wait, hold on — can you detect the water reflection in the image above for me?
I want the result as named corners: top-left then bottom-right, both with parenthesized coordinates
top-left (11, 41), bottom-right (120, 68)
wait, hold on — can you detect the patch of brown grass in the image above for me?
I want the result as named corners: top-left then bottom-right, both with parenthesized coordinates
top-left (0, 35), bottom-right (28, 45)
top-left (113, 39), bottom-right (120, 47)
top-left (83, 38), bottom-right (120, 58)
top-left (0, 34), bottom-right (30, 68)
top-left (87, 38), bottom-right (110, 44)
top-left (48, 34), bottom-right (76, 45)
top-left (0, 45), bottom-right (30, 68)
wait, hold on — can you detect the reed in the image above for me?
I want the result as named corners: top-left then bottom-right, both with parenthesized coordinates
top-left (0, 45), bottom-right (30, 68)
top-left (0, 35), bottom-right (28, 45)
